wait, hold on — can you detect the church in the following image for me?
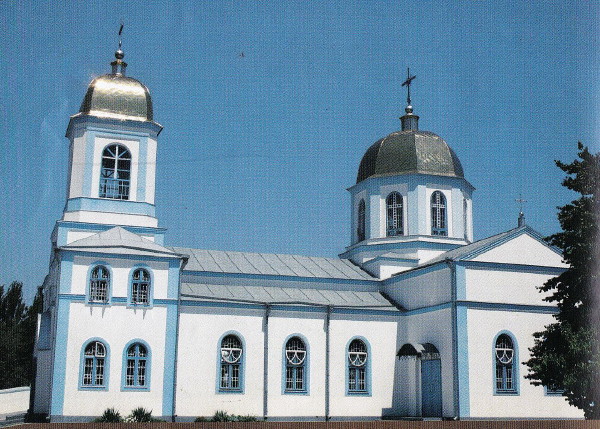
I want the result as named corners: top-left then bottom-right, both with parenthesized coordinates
top-left (31, 45), bottom-right (582, 421)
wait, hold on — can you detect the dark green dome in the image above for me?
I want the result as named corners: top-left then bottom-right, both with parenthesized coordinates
top-left (357, 130), bottom-right (464, 183)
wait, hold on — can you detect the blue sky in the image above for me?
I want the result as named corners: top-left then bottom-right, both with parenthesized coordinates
top-left (0, 1), bottom-right (598, 303)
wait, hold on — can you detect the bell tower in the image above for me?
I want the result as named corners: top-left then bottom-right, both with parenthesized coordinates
top-left (56, 40), bottom-right (165, 246)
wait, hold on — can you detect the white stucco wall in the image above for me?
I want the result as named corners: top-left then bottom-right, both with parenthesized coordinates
top-left (465, 268), bottom-right (555, 305)
top-left (384, 265), bottom-right (452, 310)
top-left (472, 234), bottom-right (566, 267)
top-left (465, 308), bottom-right (582, 418)
top-left (0, 387), bottom-right (30, 417)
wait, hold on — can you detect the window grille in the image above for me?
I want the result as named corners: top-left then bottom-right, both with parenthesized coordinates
top-left (495, 334), bottom-right (517, 393)
top-left (386, 192), bottom-right (403, 236)
top-left (357, 199), bottom-right (366, 242)
top-left (125, 343), bottom-right (148, 388)
top-left (285, 337), bottom-right (306, 392)
top-left (348, 339), bottom-right (368, 392)
top-left (131, 268), bottom-right (150, 305)
top-left (220, 335), bottom-right (242, 391)
top-left (83, 341), bottom-right (106, 387)
top-left (431, 191), bottom-right (447, 236)
top-left (89, 266), bottom-right (109, 303)
top-left (99, 144), bottom-right (131, 200)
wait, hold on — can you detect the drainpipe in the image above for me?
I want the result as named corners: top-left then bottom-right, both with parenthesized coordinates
top-left (171, 256), bottom-right (187, 422)
top-left (263, 305), bottom-right (271, 420)
top-left (448, 259), bottom-right (460, 419)
top-left (325, 306), bottom-right (331, 421)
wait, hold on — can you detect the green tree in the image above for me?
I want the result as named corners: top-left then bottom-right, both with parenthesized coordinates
top-left (526, 142), bottom-right (600, 418)
top-left (0, 282), bottom-right (42, 389)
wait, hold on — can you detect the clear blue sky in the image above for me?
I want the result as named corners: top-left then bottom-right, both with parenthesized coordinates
top-left (1, 1), bottom-right (598, 303)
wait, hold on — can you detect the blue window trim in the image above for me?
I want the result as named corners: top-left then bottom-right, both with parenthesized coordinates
top-left (345, 336), bottom-right (371, 396)
top-left (127, 265), bottom-right (154, 308)
top-left (79, 338), bottom-right (110, 391)
top-left (215, 331), bottom-right (245, 394)
top-left (86, 262), bottom-right (112, 306)
top-left (492, 330), bottom-right (519, 396)
top-left (281, 333), bottom-right (310, 395)
top-left (544, 385), bottom-right (565, 396)
top-left (121, 339), bottom-right (151, 391)
top-left (431, 190), bottom-right (448, 236)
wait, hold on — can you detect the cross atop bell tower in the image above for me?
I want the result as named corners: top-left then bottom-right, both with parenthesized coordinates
top-left (400, 68), bottom-right (419, 131)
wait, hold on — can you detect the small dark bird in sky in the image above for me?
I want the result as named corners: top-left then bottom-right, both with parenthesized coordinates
top-left (239, 52), bottom-right (245, 58)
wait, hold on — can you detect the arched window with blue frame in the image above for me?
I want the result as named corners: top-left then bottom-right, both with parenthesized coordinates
top-left (99, 144), bottom-right (131, 200)
top-left (284, 336), bottom-right (307, 393)
top-left (347, 338), bottom-right (370, 395)
top-left (80, 339), bottom-right (109, 389)
top-left (219, 334), bottom-right (243, 392)
top-left (386, 192), bottom-right (404, 236)
top-left (123, 342), bottom-right (150, 389)
top-left (357, 199), bottom-right (366, 242)
top-left (89, 265), bottom-right (110, 304)
top-left (494, 332), bottom-right (519, 394)
top-left (130, 268), bottom-right (151, 306)
top-left (431, 191), bottom-right (447, 236)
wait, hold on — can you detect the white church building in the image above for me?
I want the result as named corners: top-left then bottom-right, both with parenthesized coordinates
top-left (32, 47), bottom-right (582, 421)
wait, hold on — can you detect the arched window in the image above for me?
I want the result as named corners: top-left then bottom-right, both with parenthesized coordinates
top-left (82, 340), bottom-right (107, 387)
top-left (386, 192), bottom-right (403, 236)
top-left (99, 144), bottom-right (131, 200)
top-left (285, 336), bottom-right (307, 392)
top-left (357, 199), bottom-right (366, 242)
top-left (219, 335), bottom-right (243, 391)
top-left (131, 268), bottom-right (151, 305)
top-left (431, 191), bottom-right (447, 236)
top-left (89, 265), bottom-right (110, 303)
top-left (125, 342), bottom-right (148, 388)
top-left (495, 333), bottom-right (518, 394)
top-left (347, 339), bottom-right (368, 393)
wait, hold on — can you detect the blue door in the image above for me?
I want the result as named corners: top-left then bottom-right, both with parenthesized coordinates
top-left (421, 359), bottom-right (442, 417)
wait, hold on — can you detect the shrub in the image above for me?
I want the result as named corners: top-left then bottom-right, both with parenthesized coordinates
top-left (202, 411), bottom-right (258, 422)
top-left (126, 407), bottom-right (163, 422)
top-left (93, 408), bottom-right (123, 423)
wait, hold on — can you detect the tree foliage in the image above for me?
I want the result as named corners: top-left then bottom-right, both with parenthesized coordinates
top-left (0, 281), bottom-right (42, 389)
top-left (526, 142), bottom-right (600, 418)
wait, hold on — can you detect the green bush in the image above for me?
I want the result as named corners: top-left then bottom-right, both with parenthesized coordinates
top-left (93, 408), bottom-right (123, 423)
top-left (126, 407), bottom-right (163, 422)
top-left (199, 411), bottom-right (257, 422)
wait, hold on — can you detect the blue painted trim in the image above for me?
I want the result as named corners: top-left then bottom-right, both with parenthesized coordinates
top-left (457, 301), bottom-right (557, 314)
top-left (82, 131), bottom-right (95, 197)
top-left (56, 220), bottom-right (167, 234)
top-left (215, 331), bottom-right (246, 394)
top-left (85, 262), bottom-right (113, 306)
top-left (282, 333), bottom-right (310, 395)
top-left (168, 259), bottom-right (180, 299)
top-left (340, 238), bottom-right (462, 259)
top-left (127, 265), bottom-right (154, 308)
top-left (455, 264), bottom-right (466, 301)
top-left (182, 270), bottom-right (378, 286)
top-left (137, 136), bottom-right (148, 201)
top-left (60, 249), bottom-right (180, 263)
top-left (544, 386), bottom-right (565, 396)
top-left (49, 297), bottom-right (71, 415)
top-left (58, 254), bottom-right (74, 294)
top-left (65, 197), bottom-right (156, 216)
top-left (456, 306), bottom-right (470, 416)
top-left (344, 336), bottom-right (371, 397)
top-left (78, 338), bottom-right (111, 391)
top-left (162, 302), bottom-right (178, 416)
top-left (492, 330), bottom-right (520, 396)
top-left (121, 339), bottom-right (152, 391)
top-left (459, 260), bottom-right (565, 275)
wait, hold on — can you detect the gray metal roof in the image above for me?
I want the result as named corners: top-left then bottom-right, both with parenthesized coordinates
top-left (357, 130), bottom-right (464, 183)
top-left (61, 226), bottom-right (181, 258)
top-left (424, 225), bottom-right (553, 266)
top-left (181, 283), bottom-right (396, 309)
top-left (171, 247), bottom-right (374, 280)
